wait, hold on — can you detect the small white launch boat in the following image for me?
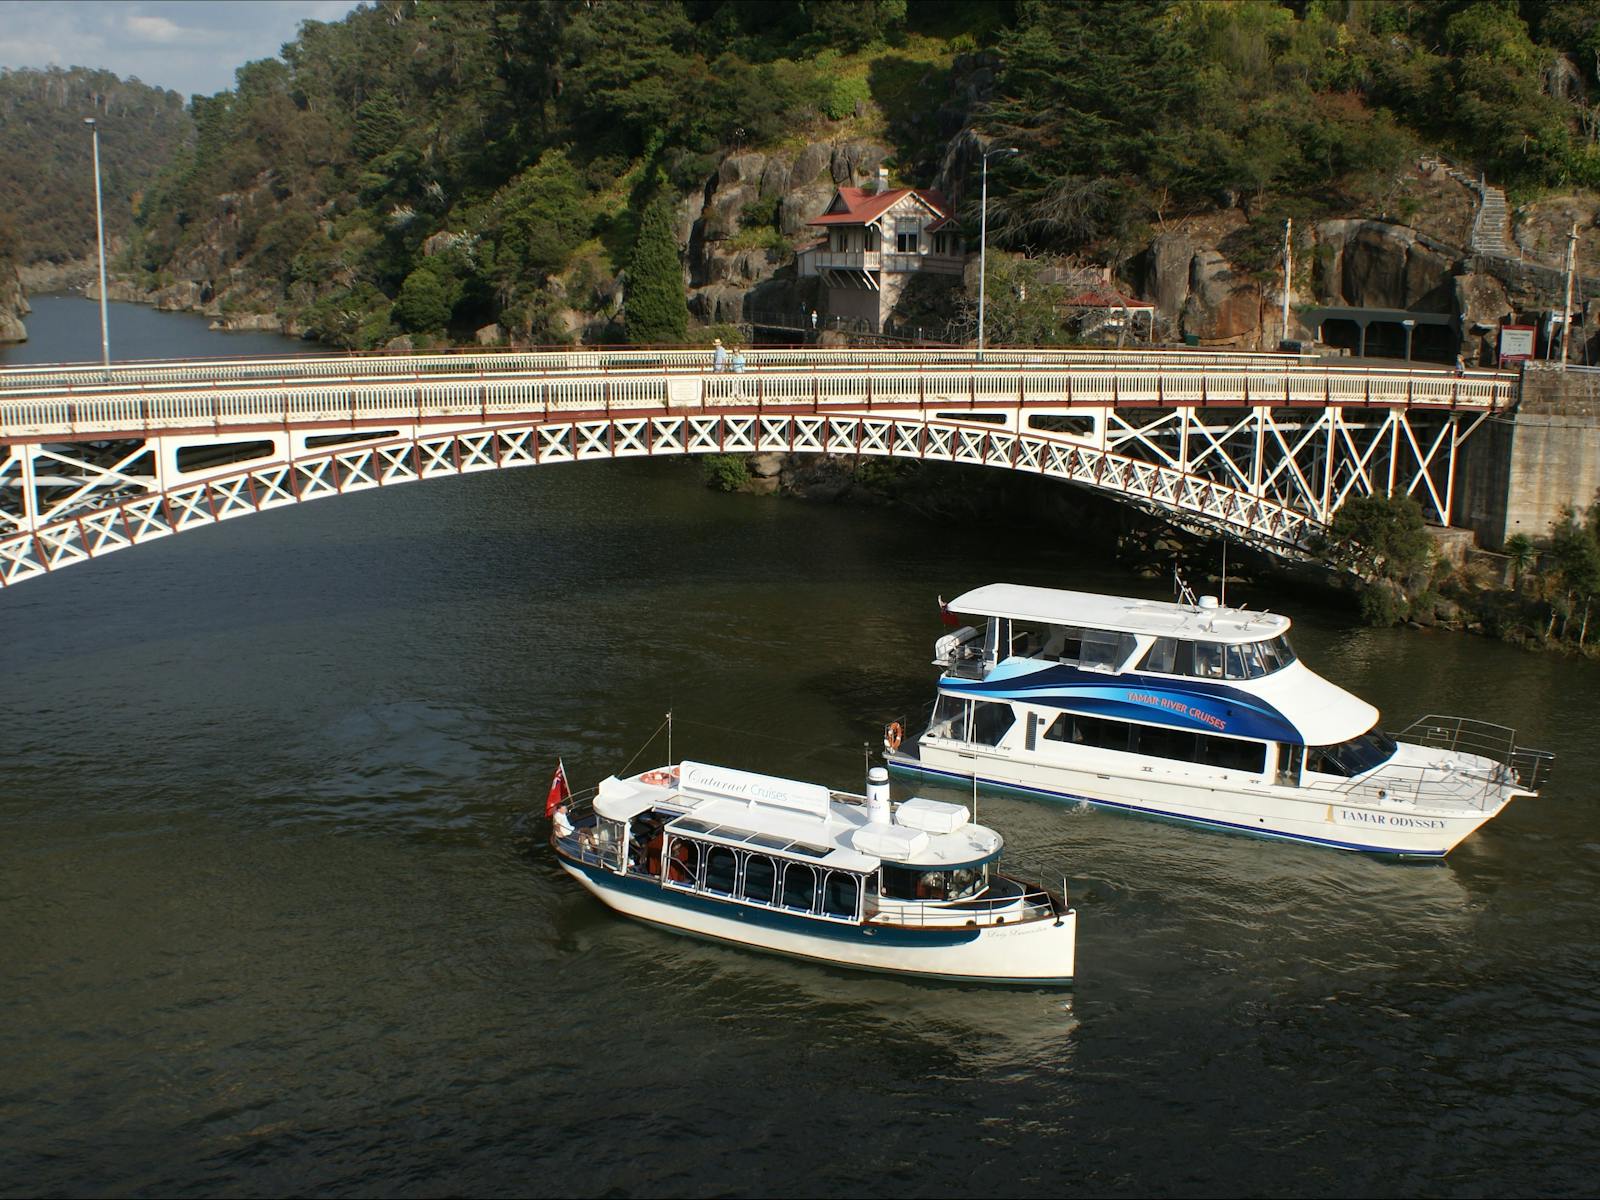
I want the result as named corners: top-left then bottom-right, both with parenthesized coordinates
top-left (549, 760), bottom-right (1076, 985)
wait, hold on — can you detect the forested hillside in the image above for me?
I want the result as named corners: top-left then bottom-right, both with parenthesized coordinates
top-left (94, 0), bottom-right (1600, 348)
top-left (0, 67), bottom-right (192, 269)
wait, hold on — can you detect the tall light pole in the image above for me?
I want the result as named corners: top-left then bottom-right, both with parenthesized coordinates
top-left (85, 117), bottom-right (110, 371)
top-left (976, 145), bottom-right (1019, 357)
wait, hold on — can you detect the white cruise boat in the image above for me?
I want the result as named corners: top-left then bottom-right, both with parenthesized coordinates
top-left (550, 760), bottom-right (1076, 985)
top-left (885, 583), bottom-right (1553, 857)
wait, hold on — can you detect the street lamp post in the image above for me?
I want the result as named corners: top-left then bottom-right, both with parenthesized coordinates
top-left (85, 117), bottom-right (110, 372)
top-left (976, 145), bottom-right (1019, 357)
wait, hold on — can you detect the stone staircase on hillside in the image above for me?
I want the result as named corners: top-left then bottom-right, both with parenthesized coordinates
top-left (1436, 161), bottom-right (1515, 256)
top-left (1472, 182), bottom-right (1513, 255)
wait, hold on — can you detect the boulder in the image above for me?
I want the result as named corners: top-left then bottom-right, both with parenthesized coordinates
top-left (0, 270), bottom-right (24, 342)
top-left (475, 323), bottom-right (504, 346)
top-left (830, 140), bottom-right (891, 185)
top-left (1341, 223), bottom-right (1410, 308)
top-left (749, 452), bottom-right (785, 478)
top-left (704, 246), bottom-right (775, 286)
top-left (1182, 250), bottom-right (1262, 341)
top-left (687, 284), bottom-right (746, 324)
top-left (1402, 240), bottom-right (1456, 312)
top-left (1454, 272), bottom-right (1513, 365)
top-left (718, 153), bottom-right (766, 188)
top-left (1147, 233), bottom-right (1196, 316)
top-left (778, 182), bottom-right (836, 236)
top-left (790, 142), bottom-right (832, 188)
top-left (704, 182), bottom-right (757, 242)
top-left (674, 194), bottom-right (701, 250)
top-left (758, 156), bottom-right (792, 200)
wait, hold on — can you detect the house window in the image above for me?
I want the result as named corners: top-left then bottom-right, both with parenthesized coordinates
top-left (896, 218), bottom-right (920, 253)
top-left (831, 229), bottom-right (849, 252)
top-left (866, 227), bottom-right (880, 252)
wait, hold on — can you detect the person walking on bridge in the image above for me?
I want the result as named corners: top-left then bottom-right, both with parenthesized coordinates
top-left (712, 338), bottom-right (728, 372)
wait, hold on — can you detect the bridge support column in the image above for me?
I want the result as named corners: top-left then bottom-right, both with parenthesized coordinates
top-left (1455, 364), bottom-right (1600, 548)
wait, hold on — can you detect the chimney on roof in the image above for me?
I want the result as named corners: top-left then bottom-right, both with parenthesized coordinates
top-left (875, 166), bottom-right (889, 195)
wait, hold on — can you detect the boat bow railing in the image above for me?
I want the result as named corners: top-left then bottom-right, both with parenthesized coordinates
top-left (1395, 714), bottom-right (1553, 792)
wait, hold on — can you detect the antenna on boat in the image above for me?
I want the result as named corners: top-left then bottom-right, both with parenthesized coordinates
top-left (1220, 539), bottom-right (1228, 609)
top-left (666, 710), bottom-right (673, 766)
top-left (972, 769), bottom-right (979, 824)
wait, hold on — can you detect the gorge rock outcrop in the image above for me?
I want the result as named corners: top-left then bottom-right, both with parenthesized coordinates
top-left (0, 260), bottom-right (28, 343)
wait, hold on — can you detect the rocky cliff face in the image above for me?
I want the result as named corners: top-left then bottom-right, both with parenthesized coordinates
top-left (0, 260), bottom-right (28, 343)
top-left (680, 137), bottom-right (894, 330)
top-left (38, 119), bottom-right (1600, 359)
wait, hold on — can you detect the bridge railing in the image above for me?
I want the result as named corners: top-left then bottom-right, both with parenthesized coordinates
top-left (0, 361), bottom-right (1517, 439)
top-left (0, 344), bottom-right (1326, 392)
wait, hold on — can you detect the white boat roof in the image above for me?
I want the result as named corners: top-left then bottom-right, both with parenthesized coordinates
top-left (1241, 659), bottom-right (1378, 745)
top-left (950, 583), bottom-right (1291, 644)
top-left (602, 761), bottom-right (1003, 871)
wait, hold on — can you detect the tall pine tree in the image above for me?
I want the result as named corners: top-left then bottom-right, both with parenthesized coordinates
top-left (625, 194), bottom-right (687, 345)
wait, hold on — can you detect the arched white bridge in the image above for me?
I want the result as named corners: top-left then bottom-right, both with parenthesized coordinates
top-left (0, 346), bottom-right (1517, 588)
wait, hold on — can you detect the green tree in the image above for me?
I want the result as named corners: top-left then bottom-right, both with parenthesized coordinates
top-left (492, 150), bottom-right (590, 276)
top-left (1323, 493), bottom-right (1434, 585)
top-left (1504, 532), bottom-right (1537, 590)
top-left (395, 263), bottom-right (459, 334)
top-left (353, 91), bottom-right (405, 162)
top-left (805, 0), bottom-right (907, 50)
top-left (625, 193), bottom-right (687, 345)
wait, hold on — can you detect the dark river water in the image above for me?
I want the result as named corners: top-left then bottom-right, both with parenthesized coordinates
top-left (2, 297), bottom-right (1598, 1198)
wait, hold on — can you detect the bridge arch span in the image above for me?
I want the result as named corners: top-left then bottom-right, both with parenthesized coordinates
top-left (0, 352), bottom-right (1514, 588)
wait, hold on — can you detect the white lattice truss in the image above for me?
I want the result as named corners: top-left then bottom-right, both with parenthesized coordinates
top-left (0, 353), bottom-right (1512, 588)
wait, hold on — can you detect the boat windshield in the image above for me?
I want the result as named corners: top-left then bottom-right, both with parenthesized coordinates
top-left (1306, 725), bottom-right (1398, 777)
top-left (882, 864), bottom-right (989, 902)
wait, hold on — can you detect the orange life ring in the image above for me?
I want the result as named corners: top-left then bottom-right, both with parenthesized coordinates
top-left (884, 721), bottom-right (904, 753)
top-left (639, 767), bottom-right (680, 787)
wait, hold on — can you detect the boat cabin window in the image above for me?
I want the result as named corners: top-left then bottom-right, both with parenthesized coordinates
top-left (593, 818), bottom-right (627, 870)
top-left (883, 864), bottom-right (989, 902)
top-left (781, 863), bottom-right (818, 913)
top-left (821, 872), bottom-right (861, 920)
top-left (929, 693), bottom-right (969, 741)
top-left (1044, 712), bottom-right (1129, 752)
top-left (972, 701), bottom-right (1015, 747)
top-left (627, 815), bottom-right (668, 875)
top-left (664, 836), bottom-right (701, 886)
top-left (1045, 712), bottom-right (1267, 774)
top-left (1193, 641), bottom-right (1226, 679)
top-left (1136, 633), bottom-right (1298, 679)
top-left (742, 854), bottom-right (778, 905)
top-left (929, 696), bottom-right (1014, 746)
top-left (1139, 637), bottom-right (1177, 674)
top-left (1079, 629), bottom-right (1132, 672)
top-left (705, 846), bottom-right (739, 895)
top-left (1306, 725), bottom-right (1398, 777)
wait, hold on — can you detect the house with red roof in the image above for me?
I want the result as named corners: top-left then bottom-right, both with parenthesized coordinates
top-left (796, 170), bottom-right (965, 333)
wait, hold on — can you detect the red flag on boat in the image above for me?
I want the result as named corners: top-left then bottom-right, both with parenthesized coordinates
top-left (938, 595), bottom-right (960, 628)
top-left (545, 759), bottom-right (571, 818)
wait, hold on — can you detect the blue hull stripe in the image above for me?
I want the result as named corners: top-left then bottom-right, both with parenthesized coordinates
top-left (940, 663), bottom-right (1304, 743)
top-left (561, 853), bottom-right (986, 946)
top-left (890, 759), bottom-right (1447, 858)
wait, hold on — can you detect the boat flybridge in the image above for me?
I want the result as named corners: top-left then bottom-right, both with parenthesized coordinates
top-left (885, 584), bottom-right (1553, 857)
top-left (550, 760), bottom-right (1076, 985)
